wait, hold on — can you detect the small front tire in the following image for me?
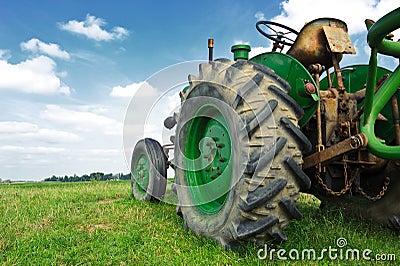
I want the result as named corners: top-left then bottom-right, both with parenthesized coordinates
top-left (131, 138), bottom-right (167, 201)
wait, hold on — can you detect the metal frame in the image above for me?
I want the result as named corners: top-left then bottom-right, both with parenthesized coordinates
top-left (361, 7), bottom-right (400, 159)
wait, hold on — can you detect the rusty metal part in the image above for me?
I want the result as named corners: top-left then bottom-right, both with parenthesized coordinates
top-left (303, 133), bottom-right (368, 169)
top-left (356, 74), bottom-right (391, 120)
top-left (311, 68), bottom-right (326, 172)
top-left (287, 18), bottom-right (349, 68)
top-left (322, 25), bottom-right (356, 54)
top-left (308, 63), bottom-right (325, 74)
top-left (352, 88), bottom-right (367, 103)
top-left (342, 159), bottom-right (376, 165)
top-left (322, 92), bottom-right (339, 145)
top-left (391, 91), bottom-right (400, 145)
top-left (339, 121), bottom-right (351, 138)
top-left (376, 113), bottom-right (389, 121)
top-left (375, 74), bottom-right (390, 93)
top-left (208, 38), bottom-right (214, 62)
top-left (315, 155), bottom-right (356, 196)
top-left (355, 176), bottom-right (390, 201)
top-left (272, 41), bottom-right (284, 52)
top-left (326, 69), bottom-right (332, 88)
top-left (332, 53), bottom-right (345, 92)
top-left (320, 89), bottom-right (335, 98)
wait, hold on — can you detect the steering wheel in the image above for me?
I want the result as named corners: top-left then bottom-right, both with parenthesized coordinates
top-left (256, 21), bottom-right (299, 46)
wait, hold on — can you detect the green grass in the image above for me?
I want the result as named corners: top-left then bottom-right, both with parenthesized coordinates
top-left (0, 181), bottom-right (398, 265)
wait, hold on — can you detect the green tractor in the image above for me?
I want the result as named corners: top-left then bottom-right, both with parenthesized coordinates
top-left (130, 8), bottom-right (400, 249)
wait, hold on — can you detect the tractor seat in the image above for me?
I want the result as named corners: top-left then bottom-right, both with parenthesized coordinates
top-left (287, 18), bottom-right (355, 69)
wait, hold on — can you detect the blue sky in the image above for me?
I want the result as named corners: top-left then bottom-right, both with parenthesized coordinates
top-left (0, 0), bottom-right (398, 181)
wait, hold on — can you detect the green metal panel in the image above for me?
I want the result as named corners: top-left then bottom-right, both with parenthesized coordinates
top-left (251, 52), bottom-right (319, 127)
top-left (319, 65), bottom-right (392, 93)
top-left (320, 65), bottom-right (396, 143)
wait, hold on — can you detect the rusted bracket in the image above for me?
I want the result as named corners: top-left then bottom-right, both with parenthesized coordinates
top-left (303, 133), bottom-right (368, 169)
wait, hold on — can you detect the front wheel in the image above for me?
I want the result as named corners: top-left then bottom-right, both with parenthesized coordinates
top-left (131, 138), bottom-right (167, 201)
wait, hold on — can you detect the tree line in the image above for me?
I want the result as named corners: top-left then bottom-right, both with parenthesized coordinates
top-left (44, 172), bottom-right (131, 182)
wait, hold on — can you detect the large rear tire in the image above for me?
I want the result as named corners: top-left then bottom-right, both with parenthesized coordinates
top-left (174, 60), bottom-right (312, 249)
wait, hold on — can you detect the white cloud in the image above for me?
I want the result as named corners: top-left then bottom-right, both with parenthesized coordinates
top-left (59, 14), bottom-right (129, 41)
top-left (0, 49), bottom-right (11, 60)
top-left (21, 38), bottom-right (70, 60)
top-left (249, 46), bottom-right (271, 58)
top-left (0, 145), bottom-right (65, 154)
top-left (270, 0), bottom-right (399, 35)
top-left (0, 55), bottom-right (70, 95)
top-left (255, 11), bottom-right (266, 21)
top-left (0, 121), bottom-right (82, 143)
top-left (40, 104), bottom-right (122, 135)
top-left (110, 81), bottom-right (158, 97)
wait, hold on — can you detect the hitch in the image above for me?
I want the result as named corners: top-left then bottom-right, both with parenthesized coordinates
top-left (303, 133), bottom-right (368, 169)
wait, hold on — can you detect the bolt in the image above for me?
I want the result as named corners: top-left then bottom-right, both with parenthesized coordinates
top-left (205, 167), bottom-right (211, 172)
top-left (216, 143), bottom-right (224, 148)
top-left (212, 137), bottom-right (218, 142)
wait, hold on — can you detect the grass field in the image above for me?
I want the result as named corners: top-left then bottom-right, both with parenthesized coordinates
top-left (0, 180), bottom-right (398, 265)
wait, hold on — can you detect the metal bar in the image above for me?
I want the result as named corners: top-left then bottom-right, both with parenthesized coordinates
top-left (314, 72), bottom-right (323, 148)
top-left (303, 133), bottom-right (368, 169)
top-left (314, 71), bottom-right (324, 172)
top-left (326, 69), bottom-right (332, 88)
top-left (363, 49), bottom-right (378, 126)
top-left (332, 54), bottom-right (344, 92)
top-left (361, 66), bottom-right (400, 159)
top-left (367, 7), bottom-right (400, 58)
top-left (391, 91), bottom-right (400, 145)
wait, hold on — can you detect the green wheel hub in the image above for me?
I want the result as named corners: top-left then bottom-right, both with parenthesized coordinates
top-left (134, 155), bottom-right (150, 195)
top-left (185, 104), bottom-right (233, 214)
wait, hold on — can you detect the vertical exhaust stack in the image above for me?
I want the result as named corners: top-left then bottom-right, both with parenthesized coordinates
top-left (208, 38), bottom-right (214, 62)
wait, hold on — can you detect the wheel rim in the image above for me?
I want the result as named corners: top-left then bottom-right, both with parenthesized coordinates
top-left (134, 154), bottom-right (150, 195)
top-left (185, 103), bottom-right (232, 214)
